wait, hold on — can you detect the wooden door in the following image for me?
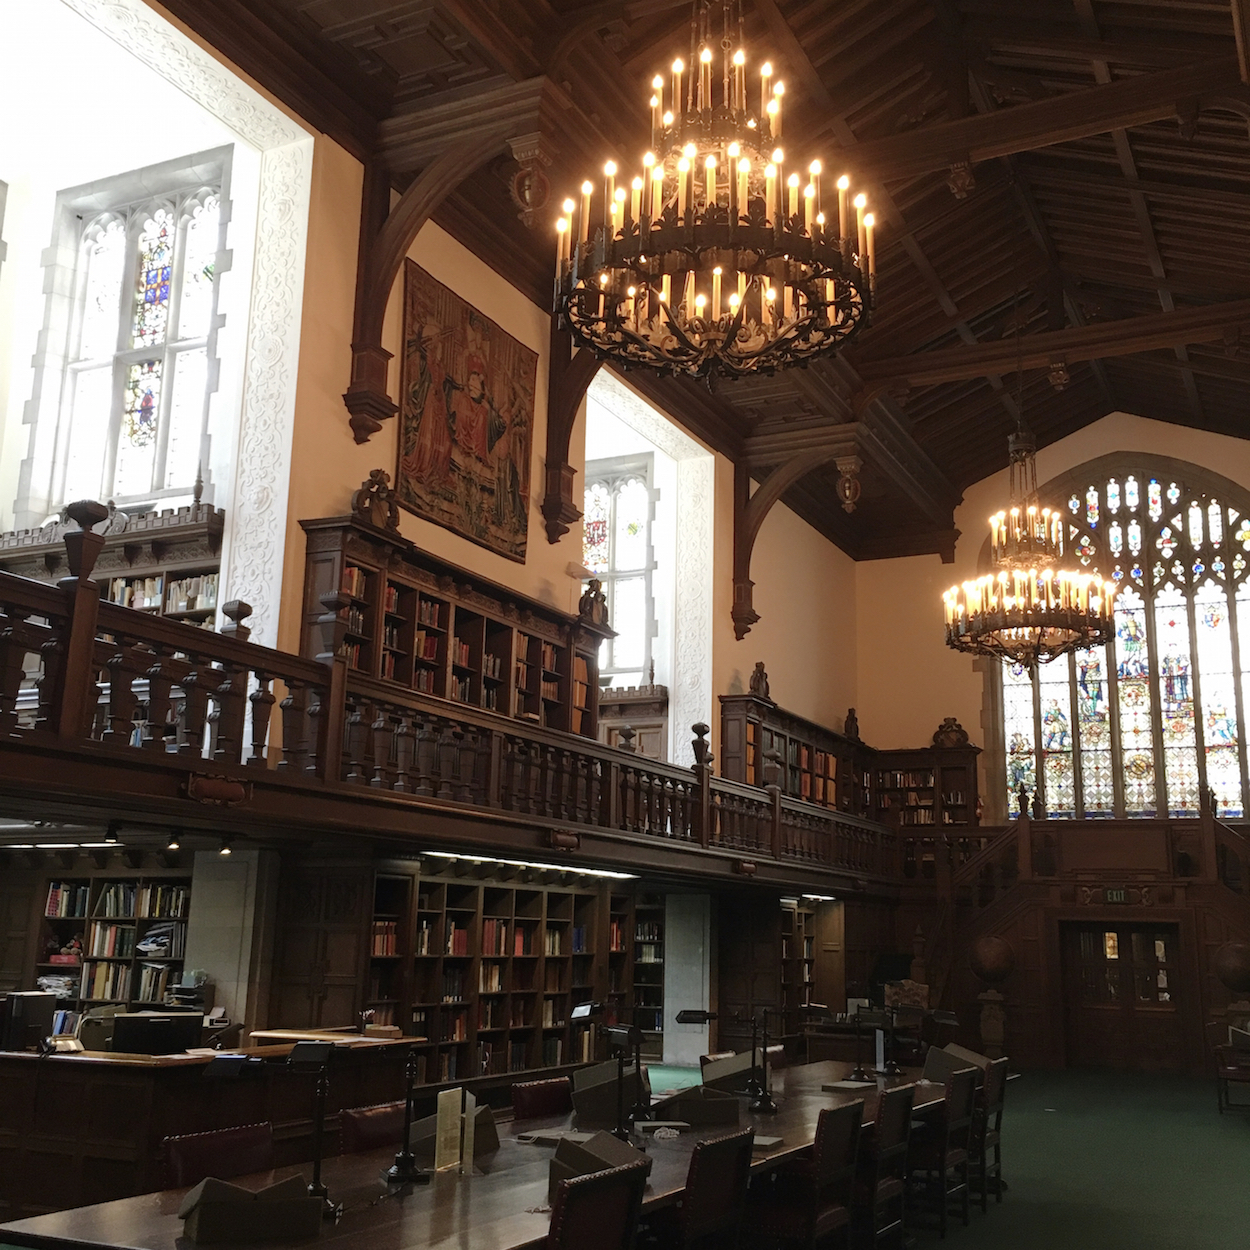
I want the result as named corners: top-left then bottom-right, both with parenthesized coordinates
top-left (270, 864), bottom-right (371, 1028)
top-left (716, 894), bottom-right (781, 1052)
top-left (1061, 922), bottom-right (1184, 1072)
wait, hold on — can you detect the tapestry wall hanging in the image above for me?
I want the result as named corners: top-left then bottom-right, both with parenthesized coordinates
top-left (397, 259), bottom-right (537, 562)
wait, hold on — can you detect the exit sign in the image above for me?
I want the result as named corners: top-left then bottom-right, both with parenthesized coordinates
top-left (1105, 888), bottom-right (1127, 903)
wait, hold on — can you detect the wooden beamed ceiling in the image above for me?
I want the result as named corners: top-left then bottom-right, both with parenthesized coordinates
top-left (162, 0), bottom-right (1250, 559)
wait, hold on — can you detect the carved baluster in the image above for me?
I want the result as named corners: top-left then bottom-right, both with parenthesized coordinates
top-left (392, 714), bottom-right (413, 793)
top-left (246, 669), bottom-right (275, 766)
top-left (278, 679), bottom-right (309, 771)
top-left (35, 638), bottom-right (63, 732)
top-left (211, 661), bottom-right (247, 765)
top-left (455, 729), bottom-right (475, 802)
top-left (141, 647), bottom-right (174, 752)
top-left (305, 686), bottom-right (325, 776)
top-left (371, 706), bottom-right (396, 788)
top-left (499, 736), bottom-right (518, 810)
top-left (572, 755), bottom-right (589, 824)
top-left (0, 607), bottom-right (31, 736)
top-left (662, 778), bottom-right (676, 837)
top-left (414, 719), bottom-right (436, 797)
top-left (101, 650), bottom-right (136, 745)
top-left (522, 743), bottom-right (541, 816)
top-left (344, 699), bottom-right (368, 784)
top-left (619, 765), bottom-right (635, 831)
top-left (436, 725), bottom-right (457, 799)
top-left (475, 731), bottom-right (493, 806)
top-left (553, 750), bottom-right (571, 820)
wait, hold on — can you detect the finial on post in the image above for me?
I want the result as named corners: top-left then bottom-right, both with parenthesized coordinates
top-left (691, 722), bottom-right (714, 767)
top-left (220, 601), bottom-right (253, 643)
top-left (61, 500), bottom-right (110, 584)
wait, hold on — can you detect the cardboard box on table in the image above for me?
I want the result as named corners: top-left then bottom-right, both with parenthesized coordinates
top-left (571, 1060), bottom-right (650, 1129)
top-left (650, 1085), bottom-right (741, 1128)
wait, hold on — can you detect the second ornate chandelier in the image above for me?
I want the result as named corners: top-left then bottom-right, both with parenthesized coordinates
top-left (552, 0), bottom-right (877, 379)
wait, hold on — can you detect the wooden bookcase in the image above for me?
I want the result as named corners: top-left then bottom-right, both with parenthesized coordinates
top-left (301, 516), bottom-right (612, 738)
top-left (632, 894), bottom-right (664, 1060)
top-left (35, 874), bottom-right (191, 1021)
top-left (780, 899), bottom-right (816, 1036)
top-left (720, 693), bottom-right (873, 816)
top-left (872, 746), bottom-right (980, 830)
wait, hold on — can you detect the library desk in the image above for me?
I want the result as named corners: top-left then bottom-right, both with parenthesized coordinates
top-left (0, 1039), bottom-right (408, 1222)
top-left (0, 1062), bottom-right (942, 1250)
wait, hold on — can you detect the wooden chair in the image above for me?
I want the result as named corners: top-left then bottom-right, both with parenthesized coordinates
top-left (340, 1100), bottom-right (405, 1153)
top-left (644, 1128), bottom-right (754, 1248)
top-left (1216, 1044), bottom-right (1250, 1114)
top-left (852, 1084), bottom-right (914, 1248)
top-left (909, 1066), bottom-right (977, 1238)
top-left (513, 1076), bottom-right (574, 1119)
top-left (548, 1159), bottom-right (650, 1250)
top-left (970, 1056), bottom-right (1009, 1209)
top-left (162, 1121), bottom-right (274, 1188)
top-left (743, 1100), bottom-right (862, 1249)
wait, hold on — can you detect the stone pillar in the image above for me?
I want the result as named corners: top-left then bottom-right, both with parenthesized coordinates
top-left (663, 893), bottom-right (712, 1067)
top-left (182, 848), bottom-right (279, 1029)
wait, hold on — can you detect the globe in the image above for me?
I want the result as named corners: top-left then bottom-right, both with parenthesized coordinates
top-left (969, 935), bottom-right (1015, 985)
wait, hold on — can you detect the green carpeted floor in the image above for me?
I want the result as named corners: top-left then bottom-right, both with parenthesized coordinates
top-left (913, 1069), bottom-right (1250, 1249)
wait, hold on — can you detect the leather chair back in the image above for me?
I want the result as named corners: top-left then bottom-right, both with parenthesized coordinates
top-left (813, 1099), bottom-right (863, 1200)
top-left (340, 1100), bottom-right (405, 1153)
top-left (679, 1128), bottom-right (755, 1242)
top-left (162, 1121), bottom-right (274, 1188)
top-left (548, 1160), bottom-right (649, 1250)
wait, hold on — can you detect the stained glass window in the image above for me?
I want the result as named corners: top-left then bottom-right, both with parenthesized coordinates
top-left (583, 457), bottom-right (655, 687)
top-left (1000, 460), bottom-right (1250, 819)
top-left (59, 184), bottom-right (221, 508)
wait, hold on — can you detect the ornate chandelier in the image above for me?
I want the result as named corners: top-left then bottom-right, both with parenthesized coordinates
top-left (943, 424), bottom-right (1116, 667)
top-left (552, 0), bottom-right (876, 379)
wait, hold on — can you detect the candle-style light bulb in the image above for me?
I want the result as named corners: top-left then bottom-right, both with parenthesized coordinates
top-left (864, 211), bottom-right (876, 282)
top-left (760, 60), bottom-right (772, 117)
top-left (853, 191), bottom-right (867, 263)
top-left (837, 174), bottom-right (850, 242)
top-left (772, 80), bottom-right (784, 138)
top-left (672, 58), bottom-right (684, 117)
top-left (555, 216), bottom-right (568, 285)
top-left (580, 179), bottom-right (594, 243)
top-left (705, 154), bottom-right (717, 209)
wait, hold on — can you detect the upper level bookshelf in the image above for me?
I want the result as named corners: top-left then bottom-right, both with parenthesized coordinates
top-left (720, 692), bottom-right (981, 829)
top-left (300, 514), bottom-right (613, 739)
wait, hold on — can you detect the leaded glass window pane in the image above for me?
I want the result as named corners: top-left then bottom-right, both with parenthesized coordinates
top-left (583, 483), bottom-right (610, 573)
top-left (611, 576), bottom-right (646, 670)
top-left (132, 209), bottom-right (174, 349)
top-left (115, 360), bottom-right (162, 497)
top-left (64, 367), bottom-right (113, 502)
top-left (1039, 659), bottom-right (1076, 817)
top-left (614, 478), bottom-right (649, 571)
top-left (1155, 584), bottom-right (1199, 815)
top-left (1003, 662), bottom-right (1037, 816)
top-left (164, 349), bottom-right (207, 490)
top-left (1115, 586), bottom-right (1157, 815)
top-left (1194, 580), bottom-right (1242, 817)
top-left (79, 220), bottom-right (126, 361)
top-left (1076, 646), bottom-right (1113, 815)
top-left (177, 197), bottom-right (219, 340)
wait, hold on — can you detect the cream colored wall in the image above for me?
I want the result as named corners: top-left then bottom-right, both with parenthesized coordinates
top-left (712, 459), bottom-right (859, 736)
top-left (855, 412), bottom-right (1250, 766)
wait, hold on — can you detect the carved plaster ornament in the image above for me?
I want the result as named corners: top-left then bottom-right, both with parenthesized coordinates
top-left (835, 455), bottom-right (863, 513)
top-left (1048, 360), bottom-right (1071, 391)
top-left (946, 161), bottom-right (976, 200)
top-left (932, 716), bottom-right (970, 748)
top-left (508, 132), bottom-right (552, 229)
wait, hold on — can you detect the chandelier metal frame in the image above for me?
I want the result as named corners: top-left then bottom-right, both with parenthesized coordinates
top-left (553, 0), bottom-right (875, 379)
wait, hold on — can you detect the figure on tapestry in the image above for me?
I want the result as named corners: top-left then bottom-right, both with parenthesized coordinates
top-left (397, 261), bottom-right (536, 562)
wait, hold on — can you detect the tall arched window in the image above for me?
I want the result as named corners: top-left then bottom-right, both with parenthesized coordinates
top-left (1000, 455), bottom-right (1250, 820)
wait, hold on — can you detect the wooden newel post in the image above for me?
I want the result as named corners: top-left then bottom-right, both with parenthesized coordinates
top-left (314, 590), bottom-right (351, 781)
top-left (1199, 784), bottom-right (1219, 883)
top-left (762, 747), bottom-right (783, 859)
top-left (55, 500), bottom-right (109, 739)
top-left (1016, 809), bottom-right (1033, 880)
top-left (691, 723), bottom-right (713, 850)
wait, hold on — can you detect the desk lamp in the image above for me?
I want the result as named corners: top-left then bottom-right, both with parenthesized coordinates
top-left (752, 1008), bottom-right (779, 1114)
top-left (603, 1023), bottom-right (644, 1142)
top-left (287, 1040), bottom-right (340, 1217)
top-left (386, 1044), bottom-right (430, 1186)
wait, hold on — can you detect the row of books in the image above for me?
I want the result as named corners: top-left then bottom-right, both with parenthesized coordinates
top-left (415, 668), bottom-right (437, 693)
top-left (476, 1040), bottom-right (530, 1074)
top-left (441, 968), bottom-right (465, 1001)
top-left (371, 920), bottom-right (398, 956)
top-left (413, 631), bottom-right (440, 661)
top-left (571, 925), bottom-right (589, 953)
top-left (452, 677), bottom-right (473, 701)
top-left (541, 680), bottom-right (560, 702)
top-left (135, 962), bottom-right (176, 1002)
top-left (341, 565), bottom-right (368, 598)
top-left (45, 882), bottom-right (90, 918)
top-left (635, 921), bottom-right (663, 942)
top-left (383, 623), bottom-right (403, 650)
top-left (384, 583), bottom-right (402, 614)
top-left (609, 918), bottom-right (628, 952)
top-left (90, 882), bottom-right (190, 919)
top-left (84, 961), bottom-right (131, 1000)
top-left (106, 576), bottom-right (163, 610)
top-left (541, 999), bottom-right (564, 1027)
top-left (53, 1009), bottom-right (80, 1036)
top-left (636, 943), bottom-right (662, 964)
top-left (540, 642), bottom-right (560, 672)
top-left (451, 639), bottom-right (472, 667)
top-left (482, 918), bottom-right (509, 957)
top-left (483, 653), bottom-right (503, 679)
top-left (480, 963), bottom-right (504, 993)
top-left (369, 1004), bottom-right (396, 1026)
top-left (344, 605), bottom-right (367, 635)
top-left (88, 922), bottom-right (136, 958)
top-left (878, 770), bottom-right (937, 789)
top-left (418, 598), bottom-right (442, 627)
top-left (445, 922), bottom-right (470, 956)
top-left (166, 573), bottom-right (218, 614)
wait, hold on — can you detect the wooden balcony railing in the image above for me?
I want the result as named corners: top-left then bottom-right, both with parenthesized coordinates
top-left (0, 512), bottom-right (900, 887)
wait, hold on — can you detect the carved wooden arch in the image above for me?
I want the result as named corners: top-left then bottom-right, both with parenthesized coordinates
top-left (732, 442), bottom-right (855, 639)
top-left (343, 130), bottom-right (516, 443)
top-left (542, 326), bottom-right (602, 543)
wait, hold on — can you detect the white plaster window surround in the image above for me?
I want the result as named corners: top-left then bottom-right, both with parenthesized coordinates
top-left (53, 0), bottom-right (314, 649)
top-left (587, 370), bottom-right (714, 766)
top-left (17, 148), bottom-right (232, 523)
top-left (0, 182), bottom-right (9, 281)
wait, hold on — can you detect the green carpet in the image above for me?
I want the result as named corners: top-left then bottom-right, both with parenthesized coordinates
top-left (923, 1069), bottom-right (1250, 1249)
top-left (645, 1063), bottom-right (703, 1094)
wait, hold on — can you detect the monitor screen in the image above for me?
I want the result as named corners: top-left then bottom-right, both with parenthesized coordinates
top-left (0, 992), bottom-right (58, 1051)
top-left (110, 1012), bottom-right (203, 1055)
